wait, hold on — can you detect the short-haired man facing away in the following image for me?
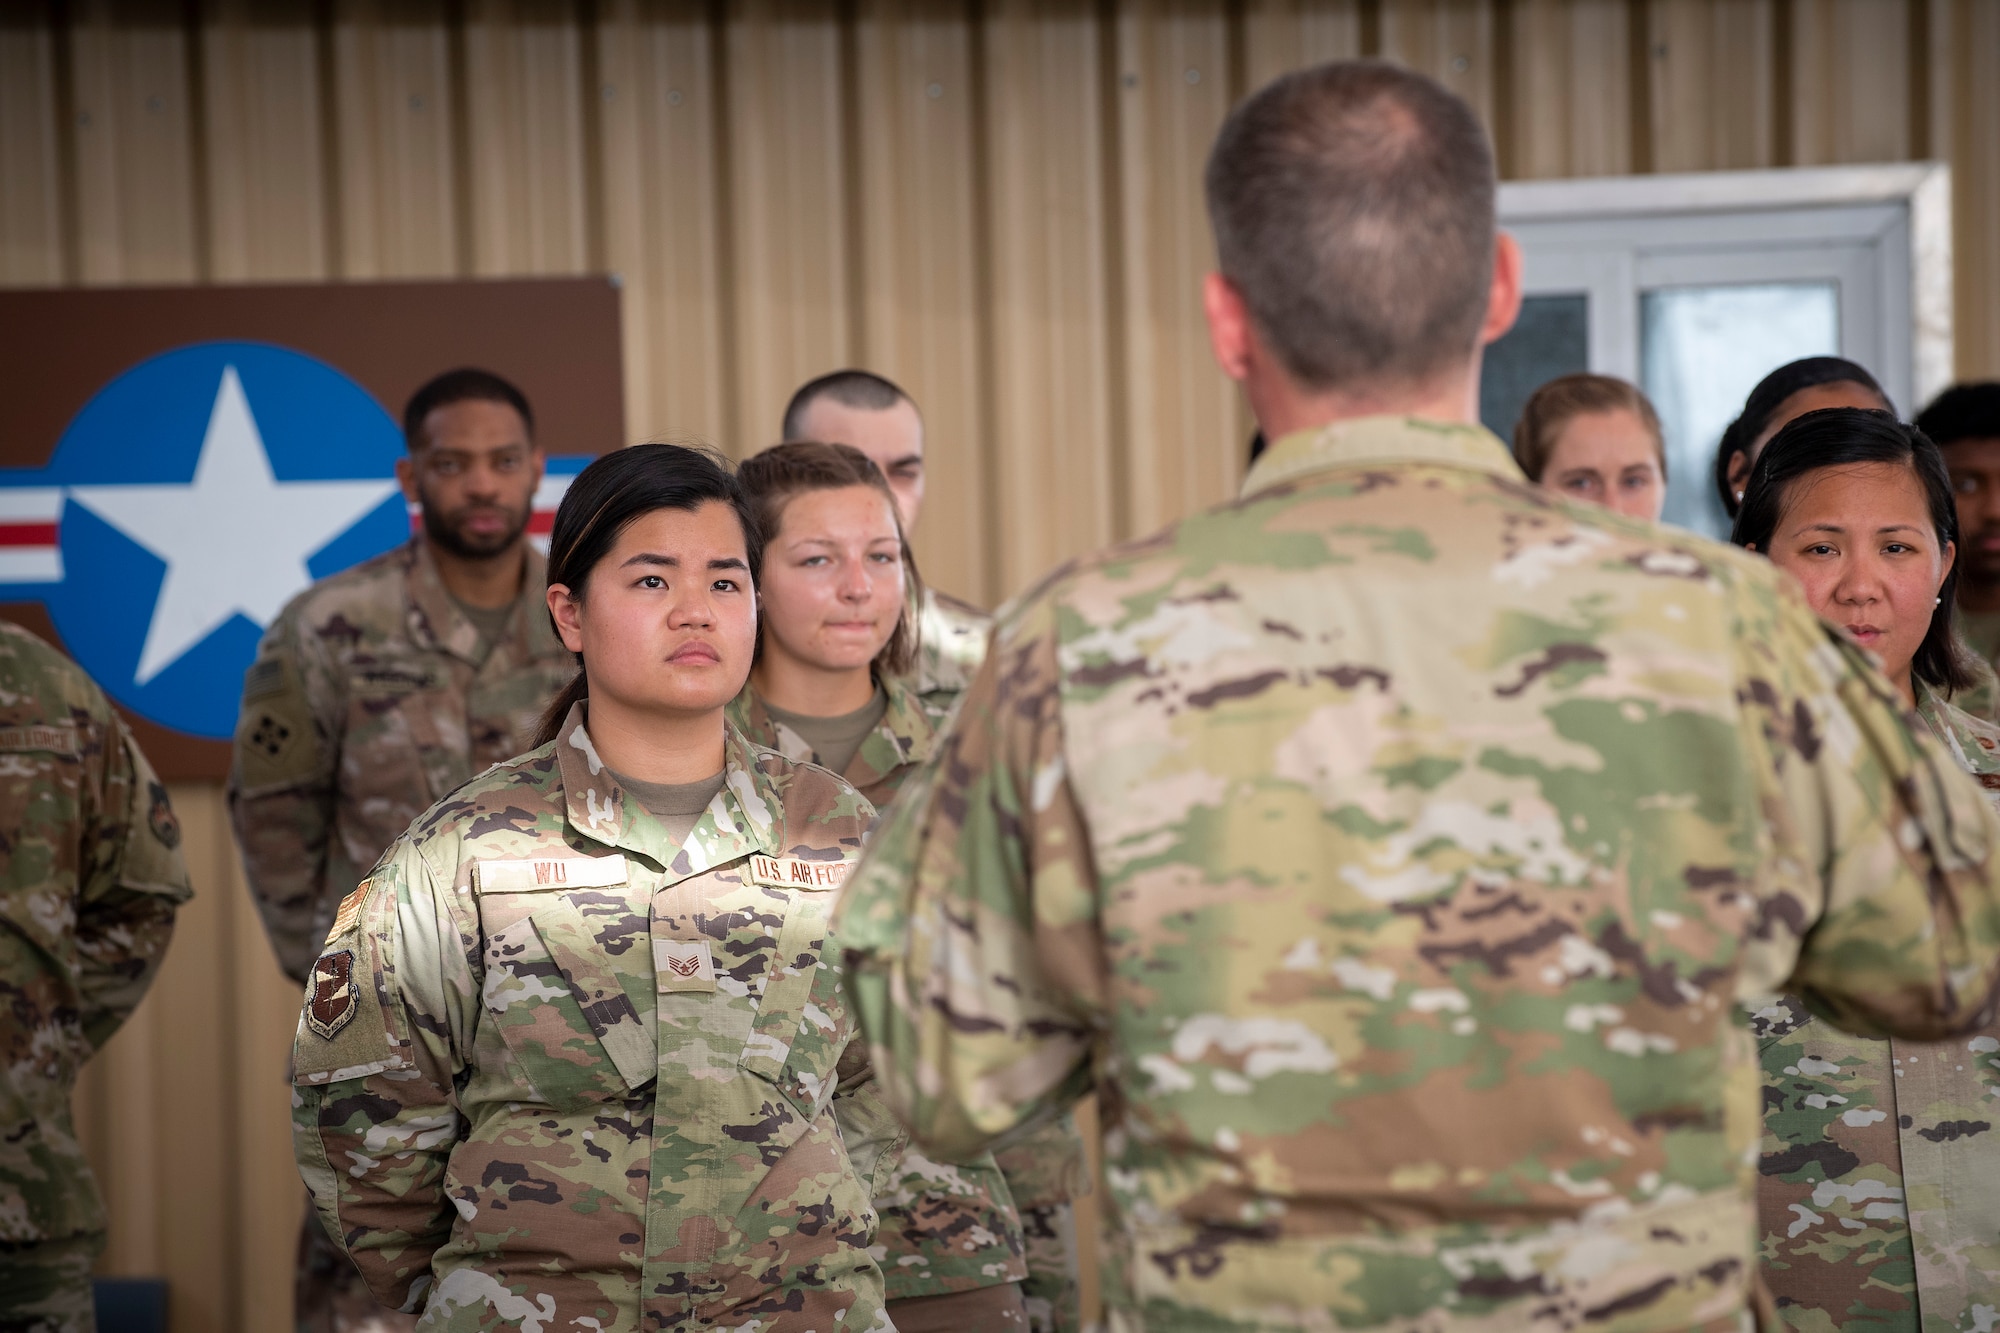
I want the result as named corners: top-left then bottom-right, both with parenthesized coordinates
top-left (836, 61), bottom-right (2000, 1329)
top-left (229, 367), bottom-right (576, 1333)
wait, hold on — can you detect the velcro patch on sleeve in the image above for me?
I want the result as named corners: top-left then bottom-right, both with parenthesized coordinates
top-left (328, 880), bottom-right (372, 940)
top-left (746, 854), bottom-right (850, 891)
top-left (474, 855), bottom-right (629, 894)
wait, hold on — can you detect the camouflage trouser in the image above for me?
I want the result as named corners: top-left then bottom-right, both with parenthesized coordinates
top-left (297, 1197), bottom-right (421, 1333)
top-left (0, 1233), bottom-right (103, 1333)
top-left (886, 1280), bottom-right (1029, 1331)
top-left (1015, 1202), bottom-right (1081, 1333)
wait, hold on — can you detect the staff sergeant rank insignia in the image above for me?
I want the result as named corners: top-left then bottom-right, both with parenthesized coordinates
top-left (306, 950), bottom-right (358, 1039)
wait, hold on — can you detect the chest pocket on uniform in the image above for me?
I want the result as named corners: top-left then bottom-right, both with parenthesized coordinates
top-left (479, 855), bottom-right (656, 1108)
top-left (349, 659), bottom-right (463, 804)
top-left (739, 856), bottom-right (853, 1118)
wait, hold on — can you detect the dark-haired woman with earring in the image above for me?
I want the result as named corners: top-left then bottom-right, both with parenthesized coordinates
top-left (1735, 409), bottom-right (2000, 1328)
top-left (288, 444), bottom-right (896, 1332)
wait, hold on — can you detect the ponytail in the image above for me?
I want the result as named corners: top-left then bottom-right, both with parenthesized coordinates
top-left (532, 667), bottom-right (588, 749)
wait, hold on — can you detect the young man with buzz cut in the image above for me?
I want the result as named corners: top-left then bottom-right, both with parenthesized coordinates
top-left (228, 367), bottom-right (576, 1333)
top-left (836, 59), bottom-right (2000, 1329)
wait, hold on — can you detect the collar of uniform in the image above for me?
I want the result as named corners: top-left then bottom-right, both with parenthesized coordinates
top-left (1240, 415), bottom-right (1524, 499)
top-left (551, 701), bottom-right (783, 873)
top-left (1916, 682), bottom-right (2000, 777)
top-left (724, 675), bottom-right (935, 791)
top-left (405, 537), bottom-right (550, 665)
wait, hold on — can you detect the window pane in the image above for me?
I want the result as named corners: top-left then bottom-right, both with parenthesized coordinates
top-left (1641, 282), bottom-right (1839, 539)
top-left (1480, 293), bottom-right (1589, 442)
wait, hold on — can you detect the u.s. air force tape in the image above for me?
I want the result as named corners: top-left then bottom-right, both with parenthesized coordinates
top-left (474, 855), bottom-right (629, 893)
top-left (745, 854), bottom-right (850, 891)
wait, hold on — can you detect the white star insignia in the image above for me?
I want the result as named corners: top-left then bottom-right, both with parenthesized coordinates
top-left (67, 365), bottom-right (397, 685)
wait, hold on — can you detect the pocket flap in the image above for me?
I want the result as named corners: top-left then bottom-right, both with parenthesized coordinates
top-left (531, 894), bottom-right (656, 1092)
top-left (476, 854), bottom-right (629, 894)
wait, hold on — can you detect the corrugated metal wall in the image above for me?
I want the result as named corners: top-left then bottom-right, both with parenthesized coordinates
top-left (2, 2), bottom-right (1997, 1329)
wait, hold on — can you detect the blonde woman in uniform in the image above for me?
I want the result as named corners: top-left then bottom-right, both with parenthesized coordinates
top-left (726, 440), bottom-right (1036, 1330)
top-left (289, 445), bottom-right (894, 1331)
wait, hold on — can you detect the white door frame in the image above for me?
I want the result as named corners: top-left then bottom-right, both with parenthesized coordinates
top-left (1497, 162), bottom-right (1954, 414)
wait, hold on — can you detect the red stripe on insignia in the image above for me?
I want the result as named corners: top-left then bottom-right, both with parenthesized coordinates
top-left (528, 510), bottom-right (554, 536)
top-left (0, 523), bottom-right (58, 548)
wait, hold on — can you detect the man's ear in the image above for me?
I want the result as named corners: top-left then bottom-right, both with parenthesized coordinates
top-left (1479, 232), bottom-right (1525, 347)
top-left (1203, 272), bottom-right (1254, 383)
top-left (546, 583), bottom-right (585, 653)
top-left (395, 455), bottom-right (421, 506)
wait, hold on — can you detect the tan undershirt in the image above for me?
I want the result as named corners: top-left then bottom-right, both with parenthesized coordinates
top-left (447, 591), bottom-right (516, 663)
top-left (607, 768), bottom-right (727, 842)
top-left (764, 688), bottom-right (887, 777)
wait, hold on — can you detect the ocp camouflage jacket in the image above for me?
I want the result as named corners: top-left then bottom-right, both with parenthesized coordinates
top-left (0, 621), bottom-right (191, 1243)
top-left (729, 675), bottom-right (1032, 1302)
top-left (837, 415), bottom-right (2000, 1332)
top-left (291, 703), bottom-right (893, 1332)
top-left (1756, 684), bottom-right (2000, 1329)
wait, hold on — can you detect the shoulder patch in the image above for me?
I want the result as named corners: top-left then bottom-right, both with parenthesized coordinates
top-left (329, 880), bottom-right (372, 938)
top-left (304, 950), bottom-right (358, 1040)
top-left (241, 657), bottom-right (287, 702)
top-left (146, 781), bottom-right (180, 849)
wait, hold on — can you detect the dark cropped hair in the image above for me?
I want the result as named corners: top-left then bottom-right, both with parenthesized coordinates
top-left (781, 370), bottom-right (914, 442)
top-left (1714, 357), bottom-right (1887, 516)
top-left (1205, 60), bottom-right (1495, 394)
top-left (738, 441), bottom-right (922, 678)
top-left (402, 367), bottom-right (535, 451)
top-left (532, 444), bottom-right (761, 746)
top-left (1731, 407), bottom-right (1974, 698)
top-left (1917, 382), bottom-right (2000, 449)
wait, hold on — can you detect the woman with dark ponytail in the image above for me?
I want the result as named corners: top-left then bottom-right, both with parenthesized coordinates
top-left (290, 443), bottom-right (899, 1331)
top-left (1734, 409), bottom-right (2000, 1327)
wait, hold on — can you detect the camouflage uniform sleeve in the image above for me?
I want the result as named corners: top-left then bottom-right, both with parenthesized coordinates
top-left (830, 1039), bottom-right (911, 1200)
top-left (229, 605), bottom-right (340, 982)
top-left (838, 593), bottom-right (1105, 1159)
top-left (291, 836), bottom-right (471, 1313)
top-left (1741, 579), bottom-right (2000, 1038)
top-left (75, 720), bottom-right (192, 1051)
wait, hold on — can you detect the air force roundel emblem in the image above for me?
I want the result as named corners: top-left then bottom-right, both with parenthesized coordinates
top-left (0, 341), bottom-right (583, 741)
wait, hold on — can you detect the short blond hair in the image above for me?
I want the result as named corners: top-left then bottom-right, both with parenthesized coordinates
top-left (1512, 374), bottom-right (1665, 482)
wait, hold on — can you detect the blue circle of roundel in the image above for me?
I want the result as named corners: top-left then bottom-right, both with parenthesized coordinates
top-left (44, 341), bottom-right (407, 740)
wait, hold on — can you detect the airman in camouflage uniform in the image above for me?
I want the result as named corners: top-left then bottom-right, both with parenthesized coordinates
top-left (291, 702), bottom-right (897, 1329)
top-left (729, 676), bottom-right (1037, 1324)
top-left (230, 538), bottom-right (574, 980)
top-left (1757, 684), bottom-right (2000, 1329)
top-left (836, 408), bottom-right (2000, 1330)
top-left (0, 621), bottom-right (191, 1331)
top-left (232, 369), bottom-right (575, 1333)
top-left (762, 407), bottom-right (1087, 1329)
